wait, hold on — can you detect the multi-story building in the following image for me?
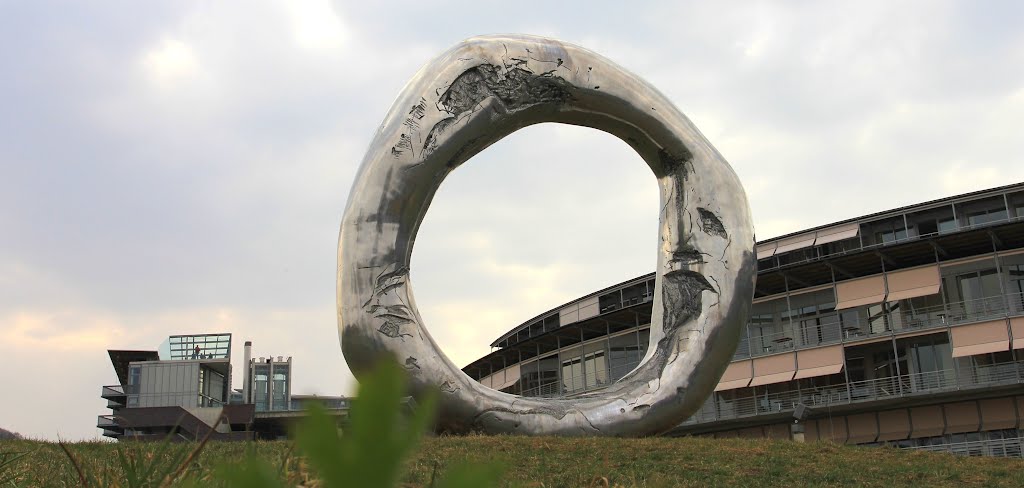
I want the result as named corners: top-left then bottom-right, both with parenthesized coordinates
top-left (462, 182), bottom-right (1024, 457)
top-left (99, 334), bottom-right (348, 441)
top-left (99, 333), bottom-right (255, 441)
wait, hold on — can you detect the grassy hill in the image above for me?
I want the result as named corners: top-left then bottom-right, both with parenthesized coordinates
top-left (2, 436), bottom-right (1022, 487)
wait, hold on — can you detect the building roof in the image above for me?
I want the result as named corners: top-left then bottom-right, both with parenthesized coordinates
top-left (107, 350), bottom-right (159, 385)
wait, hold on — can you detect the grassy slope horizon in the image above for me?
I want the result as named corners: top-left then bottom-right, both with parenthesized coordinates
top-left (2, 436), bottom-right (1023, 487)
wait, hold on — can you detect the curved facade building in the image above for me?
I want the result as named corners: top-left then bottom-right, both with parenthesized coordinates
top-left (463, 183), bottom-right (1024, 455)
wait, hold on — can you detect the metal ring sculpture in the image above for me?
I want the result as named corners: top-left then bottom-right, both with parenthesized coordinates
top-left (338, 34), bottom-right (756, 436)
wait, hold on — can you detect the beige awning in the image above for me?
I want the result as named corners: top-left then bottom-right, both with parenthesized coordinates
top-left (944, 402), bottom-right (980, 434)
top-left (748, 372), bottom-right (796, 387)
top-left (885, 265), bottom-right (941, 302)
top-left (834, 275), bottom-right (886, 310)
top-left (774, 233), bottom-right (816, 255)
top-left (950, 319), bottom-right (1010, 358)
top-left (846, 413), bottom-right (879, 445)
top-left (819, 416), bottom-right (849, 443)
top-left (756, 242), bottom-right (778, 259)
top-left (749, 353), bottom-right (796, 387)
top-left (1011, 317), bottom-right (1024, 350)
top-left (815, 223), bottom-right (860, 246)
top-left (877, 410), bottom-right (910, 442)
top-left (714, 360), bottom-right (753, 391)
top-left (910, 406), bottom-right (945, 438)
top-left (794, 345), bottom-right (845, 379)
top-left (979, 398), bottom-right (1017, 431)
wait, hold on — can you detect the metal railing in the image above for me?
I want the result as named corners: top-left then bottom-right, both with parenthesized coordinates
top-left (907, 436), bottom-right (1024, 458)
top-left (101, 384), bottom-right (139, 398)
top-left (682, 361), bottom-right (1024, 426)
top-left (96, 415), bottom-right (119, 429)
top-left (739, 292), bottom-right (1024, 360)
top-left (758, 209), bottom-right (1024, 272)
top-left (517, 361), bottom-right (641, 398)
top-left (511, 292), bottom-right (1024, 401)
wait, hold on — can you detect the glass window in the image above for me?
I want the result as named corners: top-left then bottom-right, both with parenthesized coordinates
top-left (543, 314), bottom-right (559, 332)
top-left (907, 205), bottom-right (956, 238)
top-left (254, 366), bottom-right (269, 412)
top-left (166, 333), bottom-right (231, 360)
top-left (128, 365), bottom-right (140, 386)
top-left (941, 259), bottom-right (1000, 316)
top-left (560, 347), bottom-right (583, 393)
top-left (608, 331), bottom-right (642, 382)
top-left (938, 218), bottom-right (957, 234)
top-left (273, 366), bottom-right (289, 410)
top-left (819, 236), bottom-right (860, 257)
top-left (776, 247), bottom-right (816, 266)
top-left (583, 341), bottom-right (608, 389)
top-left (788, 289), bottom-right (838, 347)
top-left (537, 355), bottom-right (559, 396)
top-left (519, 360), bottom-right (539, 395)
top-left (599, 291), bottom-right (621, 313)
top-left (1000, 254), bottom-right (1024, 312)
top-left (957, 196), bottom-right (1008, 229)
top-left (621, 283), bottom-right (645, 307)
top-left (583, 350), bottom-right (607, 389)
top-left (529, 320), bottom-right (543, 337)
top-left (862, 217), bottom-right (908, 246)
top-left (749, 299), bottom-right (788, 353)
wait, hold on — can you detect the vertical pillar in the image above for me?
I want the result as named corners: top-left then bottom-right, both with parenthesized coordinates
top-left (267, 358), bottom-right (274, 411)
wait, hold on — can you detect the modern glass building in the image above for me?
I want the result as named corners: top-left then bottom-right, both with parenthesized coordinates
top-left (99, 334), bottom-right (347, 441)
top-left (463, 182), bottom-right (1024, 457)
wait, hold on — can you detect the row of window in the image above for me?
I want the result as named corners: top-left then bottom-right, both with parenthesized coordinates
top-left (760, 191), bottom-right (1024, 270)
top-left (494, 328), bottom-right (651, 397)
top-left (739, 254), bottom-right (1024, 358)
top-left (494, 192), bottom-right (1024, 352)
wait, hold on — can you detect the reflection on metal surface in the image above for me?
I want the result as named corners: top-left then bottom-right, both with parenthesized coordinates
top-left (338, 34), bottom-right (756, 436)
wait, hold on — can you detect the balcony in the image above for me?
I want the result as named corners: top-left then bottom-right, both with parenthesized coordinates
top-left (96, 415), bottom-right (118, 429)
top-left (517, 361), bottom-right (644, 399)
top-left (681, 361), bottom-right (1024, 427)
top-left (100, 384), bottom-right (138, 399)
top-left (737, 292), bottom-right (1024, 361)
top-left (757, 205), bottom-right (1024, 274)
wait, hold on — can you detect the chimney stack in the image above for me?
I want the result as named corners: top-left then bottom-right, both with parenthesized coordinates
top-left (242, 341), bottom-right (252, 404)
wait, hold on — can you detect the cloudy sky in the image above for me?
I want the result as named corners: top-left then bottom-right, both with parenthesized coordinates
top-left (3, 1), bottom-right (1023, 440)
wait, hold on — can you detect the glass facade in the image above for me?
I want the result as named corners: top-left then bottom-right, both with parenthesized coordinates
top-left (162, 333), bottom-right (232, 360)
top-left (250, 359), bottom-right (292, 411)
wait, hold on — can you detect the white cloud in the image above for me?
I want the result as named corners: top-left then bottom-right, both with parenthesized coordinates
top-left (281, 0), bottom-right (349, 50)
top-left (142, 39), bottom-right (200, 86)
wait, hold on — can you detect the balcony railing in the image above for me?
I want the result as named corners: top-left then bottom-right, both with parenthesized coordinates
top-left (907, 436), bottom-right (1024, 458)
top-left (757, 209), bottom-right (1024, 273)
top-left (100, 384), bottom-right (139, 398)
top-left (96, 415), bottom-right (119, 429)
top-left (739, 292), bottom-right (1024, 361)
top-left (517, 361), bottom-right (642, 398)
top-left (680, 361), bottom-right (1024, 427)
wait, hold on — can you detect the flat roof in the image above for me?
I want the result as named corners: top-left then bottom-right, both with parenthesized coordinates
top-left (107, 350), bottom-right (159, 385)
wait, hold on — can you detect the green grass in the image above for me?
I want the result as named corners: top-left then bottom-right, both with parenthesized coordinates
top-left (2, 435), bottom-right (1022, 487)
top-left (3, 361), bottom-right (1021, 487)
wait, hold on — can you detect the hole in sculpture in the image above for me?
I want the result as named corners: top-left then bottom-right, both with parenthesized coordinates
top-left (411, 123), bottom-right (659, 396)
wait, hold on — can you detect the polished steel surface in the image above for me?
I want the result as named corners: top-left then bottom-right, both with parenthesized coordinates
top-left (338, 34), bottom-right (756, 436)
